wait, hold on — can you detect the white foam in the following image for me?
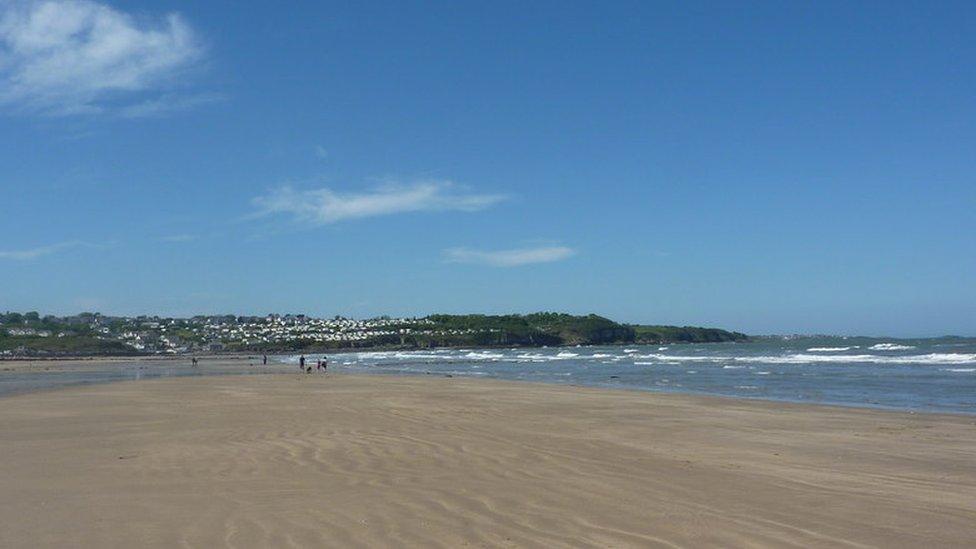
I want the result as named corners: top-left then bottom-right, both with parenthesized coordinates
top-left (943, 368), bottom-right (975, 373)
top-left (737, 353), bottom-right (976, 365)
top-left (869, 343), bottom-right (916, 351)
top-left (807, 346), bottom-right (855, 352)
top-left (463, 351), bottom-right (504, 360)
top-left (632, 353), bottom-right (716, 362)
top-left (312, 347), bottom-right (976, 372)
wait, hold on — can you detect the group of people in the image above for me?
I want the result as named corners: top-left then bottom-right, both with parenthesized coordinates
top-left (297, 354), bottom-right (327, 374)
top-left (191, 354), bottom-right (325, 373)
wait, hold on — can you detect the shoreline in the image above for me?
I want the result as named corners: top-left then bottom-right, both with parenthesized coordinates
top-left (2, 368), bottom-right (973, 419)
top-left (0, 339), bottom-right (754, 362)
top-left (2, 373), bottom-right (974, 547)
top-left (2, 356), bottom-right (974, 417)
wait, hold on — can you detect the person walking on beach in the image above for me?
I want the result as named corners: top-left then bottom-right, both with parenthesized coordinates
top-left (299, 355), bottom-right (306, 371)
top-left (262, 354), bottom-right (267, 365)
top-left (322, 356), bottom-right (328, 372)
top-left (191, 357), bottom-right (198, 367)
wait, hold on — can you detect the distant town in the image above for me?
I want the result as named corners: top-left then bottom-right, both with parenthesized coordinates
top-left (0, 311), bottom-right (748, 357)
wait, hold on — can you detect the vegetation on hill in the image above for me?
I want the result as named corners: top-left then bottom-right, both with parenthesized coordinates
top-left (632, 325), bottom-right (749, 344)
top-left (0, 310), bottom-right (747, 356)
top-left (267, 314), bottom-right (746, 351)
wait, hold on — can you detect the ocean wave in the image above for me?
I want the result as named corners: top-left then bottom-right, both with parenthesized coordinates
top-left (869, 343), bottom-right (917, 351)
top-left (298, 347), bottom-right (976, 369)
top-left (807, 346), bottom-right (855, 352)
top-left (737, 353), bottom-right (976, 365)
top-left (463, 351), bottom-right (504, 360)
top-left (631, 353), bottom-right (716, 362)
top-left (624, 352), bottom-right (976, 365)
top-left (943, 368), bottom-right (975, 373)
top-left (512, 352), bottom-right (590, 362)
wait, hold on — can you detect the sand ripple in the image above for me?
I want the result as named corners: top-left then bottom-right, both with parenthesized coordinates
top-left (1, 374), bottom-right (975, 547)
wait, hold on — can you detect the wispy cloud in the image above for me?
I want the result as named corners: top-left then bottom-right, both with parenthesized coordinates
top-left (444, 245), bottom-right (576, 267)
top-left (118, 92), bottom-right (221, 119)
top-left (314, 145), bottom-right (328, 159)
top-left (0, 240), bottom-right (102, 260)
top-left (252, 180), bottom-right (507, 225)
top-left (0, 0), bottom-right (203, 116)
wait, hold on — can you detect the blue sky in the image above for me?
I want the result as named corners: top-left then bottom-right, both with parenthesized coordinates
top-left (1, 1), bottom-right (974, 336)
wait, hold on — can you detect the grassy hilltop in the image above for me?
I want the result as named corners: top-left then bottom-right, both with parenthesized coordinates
top-left (391, 313), bottom-right (748, 348)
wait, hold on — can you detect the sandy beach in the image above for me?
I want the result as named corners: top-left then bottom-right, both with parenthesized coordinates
top-left (1, 372), bottom-right (975, 548)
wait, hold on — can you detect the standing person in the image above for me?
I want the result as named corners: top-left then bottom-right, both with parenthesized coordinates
top-left (322, 356), bottom-right (328, 372)
top-left (299, 355), bottom-right (306, 371)
top-left (262, 354), bottom-right (267, 365)
top-left (191, 357), bottom-right (198, 367)
top-left (316, 359), bottom-right (322, 371)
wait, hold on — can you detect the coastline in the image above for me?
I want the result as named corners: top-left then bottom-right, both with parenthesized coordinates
top-left (2, 373), bottom-right (974, 547)
top-left (3, 354), bottom-right (975, 416)
top-left (0, 337), bottom-right (753, 362)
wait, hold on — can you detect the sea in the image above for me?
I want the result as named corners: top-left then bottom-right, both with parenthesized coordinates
top-left (2, 337), bottom-right (975, 414)
top-left (290, 337), bottom-right (976, 414)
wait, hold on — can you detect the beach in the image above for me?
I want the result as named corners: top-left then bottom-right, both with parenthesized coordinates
top-left (1, 372), bottom-right (975, 548)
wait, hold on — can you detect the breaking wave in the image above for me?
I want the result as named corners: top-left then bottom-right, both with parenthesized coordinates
top-left (869, 343), bottom-right (917, 351)
top-left (279, 339), bottom-right (976, 413)
top-left (807, 346), bottom-right (855, 352)
top-left (739, 353), bottom-right (975, 365)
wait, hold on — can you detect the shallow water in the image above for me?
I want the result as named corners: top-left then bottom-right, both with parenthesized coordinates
top-left (3, 337), bottom-right (975, 413)
top-left (0, 360), bottom-right (280, 398)
top-left (283, 337), bottom-right (976, 414)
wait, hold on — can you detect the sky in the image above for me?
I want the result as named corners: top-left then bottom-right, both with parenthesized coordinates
top-left (1, 1), bottom-right (974, 336)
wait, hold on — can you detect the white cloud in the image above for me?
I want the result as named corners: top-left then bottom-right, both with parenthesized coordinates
top-left (444, 245), bottom-right (576, 267)
top-left (0, 0), bottom-right (202, 115)
top-left (0, 240), bottom-right (99, 260)
top-left (118, 92), bottom-right (221, 119)
top-left (314, 145), bottom-right (328, 159)
top-left (252, 180), bottom-right (507, 225)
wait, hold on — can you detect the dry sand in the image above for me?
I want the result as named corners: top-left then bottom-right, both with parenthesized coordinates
top-left (1, 373), bottom-right (975, 548)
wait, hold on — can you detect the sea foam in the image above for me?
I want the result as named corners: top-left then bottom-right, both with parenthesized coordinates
top-left (869, 343), bottom-right (917, 351)
top-left (738, 353), bottom-right (976, 365)
top-left (807, 346), bottom-right (855, 352)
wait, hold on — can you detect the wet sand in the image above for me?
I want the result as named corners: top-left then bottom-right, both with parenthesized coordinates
top-left (1, 373), bottom-right (974, 547)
